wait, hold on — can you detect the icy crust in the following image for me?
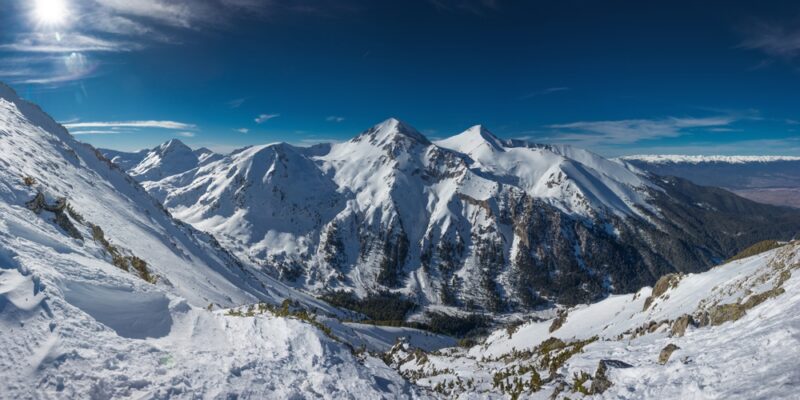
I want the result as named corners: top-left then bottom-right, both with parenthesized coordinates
top-left (388, 242), bottom-right (800, 399)
top-left (619, 154), bottom-right (800, 164)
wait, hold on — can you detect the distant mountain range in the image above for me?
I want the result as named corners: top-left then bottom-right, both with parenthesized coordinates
top-left (101, 121), bottom-right (800, 312)
top-left (621, 155), bottom-right (800, 209)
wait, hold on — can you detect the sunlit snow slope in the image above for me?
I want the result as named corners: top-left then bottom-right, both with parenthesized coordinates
top-left (0, 82), bottom-right (427, 398)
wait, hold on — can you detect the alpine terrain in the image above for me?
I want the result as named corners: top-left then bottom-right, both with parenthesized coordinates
top-left (0, 82), bottom-right (447, 399)
top-left (2, 79), bottom-right (800, 399)
top-left (105, 121), bottom-right (800, 316)
top-left (621, 155), bottom-right (800, 209)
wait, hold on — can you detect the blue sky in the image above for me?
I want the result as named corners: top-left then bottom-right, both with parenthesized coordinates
top-left (1, 0), bottom-right (800, 156)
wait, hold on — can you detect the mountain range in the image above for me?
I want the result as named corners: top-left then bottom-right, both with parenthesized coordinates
top-left (621, 155), bottom-right (800, 209)
top-left (102, 119), bottom-right (800, 314)
top-left (3, 81), bottom-right (800, 398)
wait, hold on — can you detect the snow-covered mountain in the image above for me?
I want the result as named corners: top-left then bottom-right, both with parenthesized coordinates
top-left (621, 155), bottom-right (800, 209)
top-left (621, 154), bottom-right (800, 164)
top-left (102, 139), bottom-right (221, 182)
top-left (4, 81), bottom-right (800, 398)
top-left (0, 83), bottom-right (439, 398)
top-left (388, 239), bottom-right (800, 398)
top-left (106, 118), bottom-right (800, 313)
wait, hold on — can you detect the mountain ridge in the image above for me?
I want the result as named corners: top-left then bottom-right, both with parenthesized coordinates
top-left (101, 117), bottom-right (800, 312)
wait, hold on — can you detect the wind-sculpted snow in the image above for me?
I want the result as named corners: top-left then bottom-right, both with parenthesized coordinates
top-left (0, 83), bottom-right (430, 398)
top-left (106, 117), bottom-right (800, 311)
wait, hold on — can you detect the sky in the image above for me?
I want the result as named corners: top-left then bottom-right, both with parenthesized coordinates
top-left (1, 0), bottom-right (800, 156)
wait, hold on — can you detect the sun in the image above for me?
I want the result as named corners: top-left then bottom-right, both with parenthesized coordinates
top-left (34, 0), bottom-right (69, 26)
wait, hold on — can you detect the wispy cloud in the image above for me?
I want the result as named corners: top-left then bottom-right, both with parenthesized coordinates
top-left (177, 131), bottom-right (196, 137)
top-left (64, 120), bottom-right (196, 130)
top-left (228, 98), bottom-right (247, 108)
top-left (12, 52), bottom-right (99, 84)
top-left (521, 87), bottom-right (569, 99)
top-left (255, 113), bottom-right (280, 124)
top-left (1, 0), bottom-right (348, 86)
top-left (546, 115), bottom-right (738, 145)
top-left (740, 21), bottom-right (800, 60)
top-left (326, 115), bottom-right (345, 122)
top-left (236, 128), bottom-right (249, 134)
top-left (612, 137), bottom-right (800, 158)
top-left (0, 33), bottom-right (138, 53)
top-left (70, 130), bottom-right (120, 135)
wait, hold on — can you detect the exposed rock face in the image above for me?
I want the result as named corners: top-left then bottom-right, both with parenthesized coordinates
top-left (591, 359), bottom-right (633, 394)
top-left (659, 344), bottom-right (680, 364)
top-left (549, 309), bottom-right (568, 333)
top-left (27, 193), bottom-right (82, 240)
top-left (644, 273), bottom-right (682, 310)
top-left (708, 304), bottom-right (747, 326)
top-left (670, 314), bottom-right (694, 337)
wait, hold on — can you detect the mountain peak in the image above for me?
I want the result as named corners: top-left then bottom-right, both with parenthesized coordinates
top-left (156, 138), bottom-right (192, 154)
top-left (436, 124), bottom-right (505, 154)
top-left (354, 118), bottom-right (431, 146)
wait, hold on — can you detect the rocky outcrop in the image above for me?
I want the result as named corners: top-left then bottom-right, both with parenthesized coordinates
top-left (670, 314), bottom-right (695, 337)
top-left (643, 273), bottom-right (682, 310)
top-left (659, 344), bottom-right (680, 364)
top-left (590, 359), bottom-right (633, 394)
top-left (26, 193), bottom-right (82, 240)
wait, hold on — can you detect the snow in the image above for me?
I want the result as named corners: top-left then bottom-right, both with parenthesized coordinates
top-left (0, 83), bottom-right (433, 399)
top-left (2, 81), bottom-right (798, 398)
top-left (62, 282), bottom-right (173, 339)
top-left (391, 241), bottom-right (800, 399)
top-left (435, 127), bottom-right (655, 217)
top-left (107, 118), bottom-right (670, 309)
top-left (619, 154), bottom-right (800, 164)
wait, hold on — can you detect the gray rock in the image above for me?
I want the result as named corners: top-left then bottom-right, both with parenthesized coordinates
top-left (659, 343), bottom-right (680, 365)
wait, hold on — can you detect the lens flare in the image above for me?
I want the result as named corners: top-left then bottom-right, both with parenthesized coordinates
top-left (34, 0), bottom-right (69, 26)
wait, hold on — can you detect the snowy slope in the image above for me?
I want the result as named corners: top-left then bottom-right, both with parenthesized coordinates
top-left (0, 82), bottom-right (433, 398)
top-left (103, 119), bottom-right (800, 312)
top-left (435, 125), bottom-right (654, 217)
top-left (388, 240), bottom-right (800, 399)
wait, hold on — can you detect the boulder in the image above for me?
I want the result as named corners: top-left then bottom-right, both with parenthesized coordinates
top-left (671, 314), bottom-right (694, 337)
top-left (590, 359), bottom-right (633, 394)
top-left (659, 344), bottom-right (680, 365)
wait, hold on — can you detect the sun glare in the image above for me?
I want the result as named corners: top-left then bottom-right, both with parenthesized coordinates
top-left (34, 0), bottom-right (69, 26)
